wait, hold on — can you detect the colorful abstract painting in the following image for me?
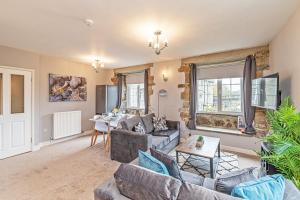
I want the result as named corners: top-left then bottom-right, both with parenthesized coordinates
top-left (49, 74), bottom-right (87, 102)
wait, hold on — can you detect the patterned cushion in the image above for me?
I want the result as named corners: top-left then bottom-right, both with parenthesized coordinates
top-left (150, 148), bottom-right (183, 181)
top-left (134, 122), bottom-right (146, 134)
top-left (141, 113), bottom-right (155, 134)
top-left (138, 150), bottom-right (169, 175)
top-left (153, 116), bottom-right (168, 131)
top-left (216, 167), bottom-right (256, 194)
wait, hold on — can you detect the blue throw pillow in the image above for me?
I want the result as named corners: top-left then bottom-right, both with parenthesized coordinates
top-left (231, 174), bottom-right (285, 200)
top-left (138, 150), bottom-right (169, 175)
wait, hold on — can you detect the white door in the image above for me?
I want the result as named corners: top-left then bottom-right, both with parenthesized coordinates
top-left (0, 68), bottom-right (32, 159)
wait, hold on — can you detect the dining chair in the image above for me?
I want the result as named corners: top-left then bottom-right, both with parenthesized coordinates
top-left (91, 120), bottom-right (109, 146)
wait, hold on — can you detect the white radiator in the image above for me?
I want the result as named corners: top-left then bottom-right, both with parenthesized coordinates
top-left (53, 111), bottom-right (82, 139)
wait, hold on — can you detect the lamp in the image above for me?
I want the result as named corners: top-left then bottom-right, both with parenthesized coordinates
top-left (162, 73), bottom-right (168, 82)
top-left (148, 30), bottom-right (168, 55)
top-left (92, 59), bottom-right (104, 73)
top-left (157, 89), bottom-right (167, 117)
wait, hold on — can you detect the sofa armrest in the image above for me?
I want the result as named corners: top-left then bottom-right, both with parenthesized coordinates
top-left (111, 129), bottom-right (152, 163)
top-left (166, 120), bottom-right (180, 130)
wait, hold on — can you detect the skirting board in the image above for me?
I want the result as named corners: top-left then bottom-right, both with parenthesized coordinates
top-left (32, 129), bottom-right (94, 151)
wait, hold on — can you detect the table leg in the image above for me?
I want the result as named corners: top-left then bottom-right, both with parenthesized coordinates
top-left (218, 142), bottom-right (221, 158)
top-left (176, 151), bottom-right (179, 163)
top-left (210, 158), bottom-right (214, 178)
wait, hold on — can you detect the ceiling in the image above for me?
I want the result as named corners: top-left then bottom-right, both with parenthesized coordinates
top-left (0, 0), bottom-right (299, 68)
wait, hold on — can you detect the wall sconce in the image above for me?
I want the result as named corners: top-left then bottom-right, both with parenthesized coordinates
top-left (162, 73), bottom-right (168, 82)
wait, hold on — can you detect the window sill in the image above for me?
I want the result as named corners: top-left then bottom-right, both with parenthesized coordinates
top-left (196, 126), bottom-right (252, 137)
top-left (196, 112), bottom-right (242, 116)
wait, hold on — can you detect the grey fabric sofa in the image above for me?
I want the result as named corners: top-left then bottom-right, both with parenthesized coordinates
top-left (111, 113), bottom-right (180, 163)
top-left (94, 163), bottom-right (300, 200)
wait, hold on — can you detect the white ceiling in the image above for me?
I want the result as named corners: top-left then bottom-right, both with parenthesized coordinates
top-left (0, 0), bottom-right (299, 68)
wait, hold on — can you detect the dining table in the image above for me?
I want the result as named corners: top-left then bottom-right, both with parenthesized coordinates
top-left (89, 113), bottom-right (128, 152)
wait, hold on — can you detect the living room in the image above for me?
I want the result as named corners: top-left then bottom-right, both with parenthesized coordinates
top-left (0, 0), bottom-right (300, 200)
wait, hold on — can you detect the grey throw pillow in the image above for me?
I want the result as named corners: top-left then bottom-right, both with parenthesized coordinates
top-left (150, 148), bottom-right (183, 181)
top-left (141, 113), bottom-right (155, 134)
top-left (215, 167), bottom-right (257, 194)
top-left (114, 163), bottom-right (182, 200)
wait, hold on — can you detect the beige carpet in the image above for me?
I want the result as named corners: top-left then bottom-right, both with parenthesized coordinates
top-left (0, 135), bottom-right (260, 200)
top-left (0, 136), bottom-right (120, 200)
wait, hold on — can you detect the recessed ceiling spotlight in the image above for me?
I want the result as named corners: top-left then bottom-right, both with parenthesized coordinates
top-left (84, 19), bottom-right (94, 27)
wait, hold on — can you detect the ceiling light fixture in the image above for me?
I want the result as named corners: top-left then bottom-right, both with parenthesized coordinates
top-left (148, 30), bottom-right (168, 55)
top-left (84, 19), bottom-right (94, 27)
top-left (92, 59), bottom-right (104, 73)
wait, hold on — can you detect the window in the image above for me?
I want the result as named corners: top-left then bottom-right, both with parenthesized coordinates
top-left (197, 78), bottom-right (242, 113)
top-left (127, 83), bottom-right (144, 109)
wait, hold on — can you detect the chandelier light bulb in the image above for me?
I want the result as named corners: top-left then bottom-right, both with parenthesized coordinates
top-left (148, 30), bottom-right (169, 55)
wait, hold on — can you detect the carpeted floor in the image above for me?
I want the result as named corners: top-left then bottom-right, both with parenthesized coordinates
top-left (0, 136), bottom-right (120, 200)
top-left (0, 135), bottom-right (260, 200)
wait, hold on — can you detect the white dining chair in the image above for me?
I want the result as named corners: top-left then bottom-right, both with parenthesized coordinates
top-left (91, 120), bottom-right (109, 146)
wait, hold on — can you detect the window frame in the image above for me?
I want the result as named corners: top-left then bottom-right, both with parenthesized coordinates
top-left (127, 83), bottom-right (145, 109)
top-left (196, 78), bottom-right (243, 116)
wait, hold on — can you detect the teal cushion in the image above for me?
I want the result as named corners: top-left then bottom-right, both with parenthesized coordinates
top-left (231, 174), bottom-right (285, 200)
top-left (138, 150), bottom-right (169, 175)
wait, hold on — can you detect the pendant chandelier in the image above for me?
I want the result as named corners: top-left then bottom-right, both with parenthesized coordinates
top-left (92, 59), bottom-right (104, 73)
top-left (148, 30), bottom-right (168, 55)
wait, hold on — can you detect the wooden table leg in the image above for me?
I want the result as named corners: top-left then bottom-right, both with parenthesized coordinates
top-left (91, 130), bottom-right (97, 146)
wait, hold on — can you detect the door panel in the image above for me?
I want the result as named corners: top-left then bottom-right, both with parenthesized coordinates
top-left (0, 68), bottom-right (32, 159)
top-left (11, 121), bottom-right (25, 147)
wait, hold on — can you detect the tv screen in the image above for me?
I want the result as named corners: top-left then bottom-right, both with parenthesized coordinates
top-left (251, 73), bottom-right (279, 110)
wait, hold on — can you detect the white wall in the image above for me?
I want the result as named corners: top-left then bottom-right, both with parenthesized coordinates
top-left (0, 45), bottom-right (113, 144)
top-left (270, 5), bottom-right (300, 109)
top-left (150, 59), bottom-right (184, 121)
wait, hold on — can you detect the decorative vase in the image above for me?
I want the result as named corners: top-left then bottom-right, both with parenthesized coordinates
top-left (195, 140), bottom-right (204, 148)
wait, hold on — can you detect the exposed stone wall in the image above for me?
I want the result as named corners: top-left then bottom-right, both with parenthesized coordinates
top-left (196, 113), bottom-right (239, 130)
top-left (178, 45), bottom-right (270, 137)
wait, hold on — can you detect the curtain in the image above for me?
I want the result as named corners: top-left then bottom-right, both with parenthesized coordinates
top-left (116, 73), bottom-right (123, 109)
top-left (243, 55), bottom-right (257, 134)
top-left (144, 69), bottom-right (149, 114)
top-left (187, 63), bottom-right (197, 130)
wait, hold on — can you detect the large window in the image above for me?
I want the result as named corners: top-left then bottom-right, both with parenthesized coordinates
top-left (197, 78), bottom-right (242, 114)
top-left (127, 83), bottom-right (144, 109)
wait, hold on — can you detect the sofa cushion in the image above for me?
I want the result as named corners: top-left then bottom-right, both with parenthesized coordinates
top-left (133, 122), bottom-right (146, 134)
top-left (138, 150), bottom-right (169, 175)
top-left (94, 178), bottom-right (130, 200)
top-left (120, 116), bottom-right (142, 131)
top-left (216, 167), bottom-right (257, 194)
top-left (141, 113), bottom-right (155, 134)
top-left (231, 174), bottom-right (285, 200)
top-left (150, 148), bottom-right (183, 181)
top-left (177, 182), bottom-right (242, 200)
top-left (153, 116), bottom-right (168, 131)
top-left (152, 129), bottom-right (179, 141)
top-left (283, 179), bottom-right (300, 200)
top-left (180, 170), bottom-right (205, 186)
top-left (114, 163), bottom-right (182, 200)
top-left (151, 136), bottom-right (170, 150)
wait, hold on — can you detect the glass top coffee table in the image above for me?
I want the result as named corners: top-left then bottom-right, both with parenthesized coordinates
top-left (175, 135), bottom-right (220, 178)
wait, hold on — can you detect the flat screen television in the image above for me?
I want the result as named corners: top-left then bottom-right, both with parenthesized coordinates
top-left (251, 73), bottom-right (280, 110)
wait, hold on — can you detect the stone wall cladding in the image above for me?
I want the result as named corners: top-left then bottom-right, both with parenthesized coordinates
top-left (178, 45), bottom-right (270, 137)
top-left (196, 113), bottom-right (239, 130)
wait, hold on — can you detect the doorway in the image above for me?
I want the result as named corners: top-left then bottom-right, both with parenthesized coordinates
top-left (0, 67), bottom-right (32, 159)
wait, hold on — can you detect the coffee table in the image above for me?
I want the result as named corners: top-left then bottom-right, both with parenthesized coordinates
top-left (176, 135), bottom-right (220, 178)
